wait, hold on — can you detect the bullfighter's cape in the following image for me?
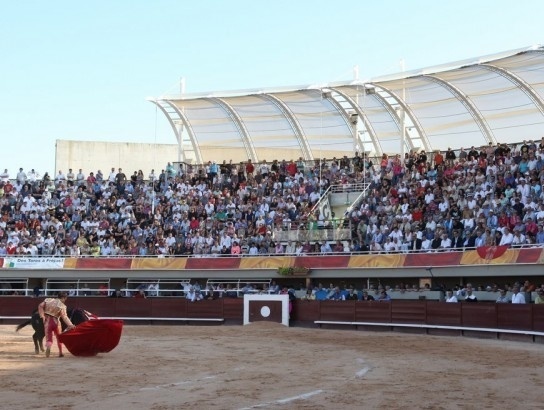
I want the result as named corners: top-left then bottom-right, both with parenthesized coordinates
top-left (58, 311), bottom-right (123, 357)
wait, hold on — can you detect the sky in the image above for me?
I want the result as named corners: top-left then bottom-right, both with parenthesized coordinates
top-left (1, 0), bottom-right (542, 177)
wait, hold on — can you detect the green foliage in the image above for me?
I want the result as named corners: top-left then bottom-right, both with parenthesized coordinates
top-left (277, 266), bottom-right (310, 276)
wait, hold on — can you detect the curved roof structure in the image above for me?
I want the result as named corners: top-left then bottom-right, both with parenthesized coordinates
top-left (151, 45), bottom-right (544, 164)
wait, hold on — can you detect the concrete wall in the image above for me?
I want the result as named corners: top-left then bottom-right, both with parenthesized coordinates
top-left (197, 146), bottom-right (350, 164)
top-left (55, 140), bottom-right (180, 176)
top-left (55, 140), bottom-right (351, 174)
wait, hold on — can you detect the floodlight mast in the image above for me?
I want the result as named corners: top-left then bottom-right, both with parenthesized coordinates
top-left (400, 59), bottom-right (406, 161)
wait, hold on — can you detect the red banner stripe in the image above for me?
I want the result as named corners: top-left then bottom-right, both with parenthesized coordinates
top-left (404, 252), bottom-right (463, 267)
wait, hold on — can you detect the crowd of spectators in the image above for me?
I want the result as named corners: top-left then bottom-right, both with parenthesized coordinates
top-left (351, 138), bottom-right (544, 252)
top-left (1, 137), bottom-right (544, 258)
top-left (299, 279), bottom-right (544, 303)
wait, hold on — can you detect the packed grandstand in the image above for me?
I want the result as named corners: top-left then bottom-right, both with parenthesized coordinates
top-left (1, 138), bottom-right (544, 260)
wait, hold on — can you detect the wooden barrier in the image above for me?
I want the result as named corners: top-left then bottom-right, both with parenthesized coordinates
top-left (374, 290), bottom-right (443, 301)
top-left (1, 297), bottom-right (543, 342)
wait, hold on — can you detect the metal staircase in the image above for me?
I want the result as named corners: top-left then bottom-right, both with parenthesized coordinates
top-left (310, 182), bottom-right (371, 220)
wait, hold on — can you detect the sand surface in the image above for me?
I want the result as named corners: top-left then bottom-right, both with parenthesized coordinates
top-left (1, 323), bottom-right (543, 410)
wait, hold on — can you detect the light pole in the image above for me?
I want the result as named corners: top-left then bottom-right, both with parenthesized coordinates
top-left (400, 59), bottom-right (406, 161)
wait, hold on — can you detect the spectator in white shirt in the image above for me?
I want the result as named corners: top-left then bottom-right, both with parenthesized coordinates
top-left (55, 170), bottom-right (66, 185)
top-left (425, 218), bottom-right (436, 232)
top-left (439, 233), bottom-right (452, 250)
top-left (0, 169), bottom-right (9, 183)
top-left (466, 196), bottom-right (477, 210)
top-left (511, 230), bottom-right (526, 246)
top-left (499, 227), bottom-right (514, 246)
top-left (186, 287), bottom-right (203, 302)
top-left (389, 226), bottom-right (403, 242)
top-left (284, 241), bottom-right (296, 255)
top-left (220, 233), bottom-right (232, 249)
top-left (108, 167), bottom-right (117, 183)
top-left (445, 290), bottom-right (458, 303)
top-left (369, 241), bottom-right (382, 254)
top-left (516, 179), bottom-right (530, 202)
top-left (320, 242), bottom-right (332, 254)
top-left (248, 243), bottom-right (259, 255)
top-left (424, 189), bottom-right (434, 204)
top-left (421, 237), bottom-right (432, 251)
top-left (438, 198), bottom-right (449, 213)
top-left (511, 285), bottom-right (526, 304)
top-left (383, 237), bottom-right (396, 253)
top-left (462, 217), bottom-right (475, 231)
top-left (16, 168), bottom-right (27, 184)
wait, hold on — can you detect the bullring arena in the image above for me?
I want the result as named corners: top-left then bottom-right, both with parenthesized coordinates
top-left (2, 323), bottom-right (544, 410)
top-left (2, 46), bottom-right (544, 409)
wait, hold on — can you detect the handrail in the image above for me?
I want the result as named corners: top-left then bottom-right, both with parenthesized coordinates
top-left (309, 184), bottom-right (332, 215)
top-left (342, 182), bottom-right (370, 214)
top-left (8, 285), bottom-right (281, 297)
top-left (4, 243), bottom-right (544, 256)
top-left (329, 181), bottom-right (369, 193)
top-left (308, 182), bottom-right (370, 216)
top-left (1, 243), bottom-right (543, 259)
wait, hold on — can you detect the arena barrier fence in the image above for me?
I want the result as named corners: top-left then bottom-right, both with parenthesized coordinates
top-left (2, 298), bottom-right (543, 343)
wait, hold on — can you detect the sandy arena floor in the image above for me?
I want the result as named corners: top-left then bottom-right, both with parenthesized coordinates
top-left (1, 323), bottom-right (543, 410)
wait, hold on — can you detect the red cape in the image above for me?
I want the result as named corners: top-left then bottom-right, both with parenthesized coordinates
top-left (58, 319), bottom-right (123, 357)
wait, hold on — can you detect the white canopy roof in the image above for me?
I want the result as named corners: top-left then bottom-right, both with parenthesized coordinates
top-left (151, 45), bottom-right (544, 164)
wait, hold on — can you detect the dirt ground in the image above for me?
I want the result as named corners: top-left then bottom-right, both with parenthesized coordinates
top-left (1, 323), bottom-right (543, 410)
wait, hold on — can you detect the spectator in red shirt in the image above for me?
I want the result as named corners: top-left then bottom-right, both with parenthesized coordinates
top-left (245, 159), bottom-right (254, 176)
top-left (287, 160), bottom-right (297, 177)
top-left (411, 207), bottom-right (423, 223)
top-left (189, 217), bottom-right (200, 231)
top-left (525, 217), bottom-right (538, 236)
top-left (230, 241), bottom-right (241, 255)
top-left (4, 180), bottom-right (13, 195)
top-left (433, 150), bottom-right (444, 169)
top-left (6, 241), bottom-right (17, 255)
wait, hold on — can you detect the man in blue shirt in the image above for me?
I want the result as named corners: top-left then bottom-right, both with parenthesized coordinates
top-left (535, 225), bottom-right (544, 244)
top-left (327, 287), bottom-right (345, 301)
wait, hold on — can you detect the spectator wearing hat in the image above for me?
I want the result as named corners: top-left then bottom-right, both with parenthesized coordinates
top-left (517, 178), bottom-right (530, 201)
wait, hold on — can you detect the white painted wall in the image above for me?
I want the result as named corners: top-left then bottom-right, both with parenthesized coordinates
top-left (55, 140), bottom-right (179, 176)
